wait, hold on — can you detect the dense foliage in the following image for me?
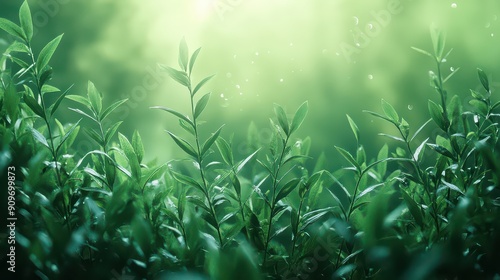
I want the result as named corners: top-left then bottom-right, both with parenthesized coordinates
top-left (1, 2), bottom-right (500, 279)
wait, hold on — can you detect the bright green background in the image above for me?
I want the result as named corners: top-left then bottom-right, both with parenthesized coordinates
top-left (1, 0), bottom-right (499, 168)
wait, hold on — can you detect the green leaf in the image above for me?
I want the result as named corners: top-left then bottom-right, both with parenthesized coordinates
top-left (31, 129), bottom-right (49, 149)
top-left (105, 121), bottom-right (122, 144)
top-left (179, 119), bottom-right (196, 136)
top-left (477, 68), bottom-right (489, 92)
top-left (381, 99), bottom-right (399, 123)
top-left (276, 178), bottom-right (300, 202)
top-left (132, 130), bottom-right (145, 163)
top-left (68, 108), bottom-right (97, 123)
top-left (172, 171), bottom-right (204, 193)
top-left (167, 131), bottom-right (198, 158)
top-left (100, 98), bottom-right (128, 121)
top-left (468, 99), bottom-right (488, 116)
top-left (193, 75), bottom-right (215, 96)
top-left (401, 189), bottom-right (424, 228)
top-left (376, 144), bottom-right (388, 177)
top-left (151, 106), bottom-right (194, 127)
top-left (216, 137), bottom-right (233, 166)
top-left (427, 143), bottom-right (455, 160)
top-left (273, 104), bottom-right (290, 136)
top-left (66, 95), bottom-right (91, 108)
top-left (428, 100), bottom-right (446, 130)
top-left (159, 64), bottom-right (190, 87)
top-left (56, 120), bottom-right (81, 154)
top-left (4, 82), bottom-right (20, 121)
top-left (346, 114), bottom-right (359, 143)
top-left (363, 110), bottom-right (394, 124)
top-left (289, 101), bottom-right (308, 134)
top-left (201, 125), bottom-right (224, 156)
top-left (411, 46), bottom-right (433, 58)
top-left (0, 18), bottom-right (25, 39)
top-left (23, 93), bottom-right (44, 118)
top-left (42, 84), bottom-right (60, 93)
top-left (194, 92), bottom-right (210, 119)
top-left (87, 81), bottom-right (102, 114)
top-left (413, 137), bottom-right (429, 162)
top-left (440, 180), bottom-right (464, 195)
top-left (50, 84), bottom-right (73, 117)
top-left (430, 24), bottom-right (445, 59)
top-left (118, 133), bottom-right (141, 179)
top-left (335, 146), bottom-right (361, 172)
top-left (178, 37), bottom-right (188, 71)
top-left (36, 34), bottom-right (63, 74)
top-left (84, 127), bottom-right (104, 147)
top-left (189, 47), bottom-right (201, 74)
top-left (19, 1), bottom-right (33, 42)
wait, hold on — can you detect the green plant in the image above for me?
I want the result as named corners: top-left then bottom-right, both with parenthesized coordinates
top-left (1, 2), bottom-right (499, 280)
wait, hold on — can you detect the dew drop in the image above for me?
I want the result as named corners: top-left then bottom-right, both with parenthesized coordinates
top-left (368, 74), bottom-right (373, 80)
top-left (450, 67), bottom-right (455, 72)
top-left (290, 42), bottom-right (293, 46)
top-left (485, 22), bottom-right (491, 28)
top-left (251, 61), bottom-right (255, 64)
top-left (368, 23), bottom-right (373, 30)
top-left (451, 3), bottom-right (457, 8)
top-left (220, 93), bottom-right (225, 98)
top-left (221, 98), bottom-right (230, 108)
top-left (239, 92), bottom-right (243, 95)
top-left (355, 42), bottom-right (361, 47)
top-left (279, 78), bottom-right (284, 82)
top-left (233, 54), bottom-right (237, 59)
top-left (226, 72), bottom-right (232, 78)
top-left (407, 105), bottom-right (413, 110)
top-left (245, 78), bottom-right (249, 82)
top-left (491, 33), bottom-right (495, 37)
top-left (335, 52), bottom-right (340, 56)
top-left (236, 84), bottom-right (241, 89)
top-left (353, 16), bottom-right (359, 25)
top-left (255, 52), bottom-right (259, 56)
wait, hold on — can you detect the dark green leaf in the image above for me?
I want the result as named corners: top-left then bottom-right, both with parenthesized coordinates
top-left (50, 84), bottom-right (73, 117)
top-left (427, 143), bottom-right (455, 159)
top-left (23, 93), bottom-right (44, 118)
top-left (276, 178), bottom-right (300, 202)
top-left (19, 1), bottom-right (33, 42)
top-left (84, 127), bottom-right (104, 147)
top-left (118, 133), bottom-right (141, 179)
top-left (194, 92), bottom-right (210, 119)
top-left (428, 100), bottom-right (446, 130)
top-left (37, 34), bottom-right (63, 74)
top-left (401, 189), bottom-right (424, 228)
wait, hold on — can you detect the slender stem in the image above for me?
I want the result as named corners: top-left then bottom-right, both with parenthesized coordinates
top-left (262, 134), bottom-right (289, 266)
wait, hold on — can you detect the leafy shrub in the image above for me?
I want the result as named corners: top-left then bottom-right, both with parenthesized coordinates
top-left (1, 2), bottom-right (499, 279)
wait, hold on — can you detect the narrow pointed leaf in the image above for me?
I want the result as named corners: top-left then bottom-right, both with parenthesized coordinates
top-left (101, 98), bottom-right (128, 121)
top-left (381, 99), bottom-right (399, 123)
top-left (87, 81), bottom-right (102, 114)
top-left (167, 131), bottom-right (197, 158)
top-left (37, 34), bottom-right (63, 73)
top-left (274, 104), bottom-right (289, 136)
top-left (151, 106), bottom-right (194, 127)
top-left (401, 190), bottom-right (424, 228)
top-left (159, 64), bottom-right (189, 87)
top-left (19, 1), bottom-right (33, 42)
top-left (194, 92), bottom-right (210, 119)
top-left (31, 129), bottom-right (49, 149)
top-left (66, 95), bottom-right (91, 108)
top-left (276, 178), bottom-right (300, 202)
top-left (477, 68), bottom-right (489, 92)
top-left (132, 130), bottom-right (145, 163)
top-left (346, 114), bottom-right (359, 142)
top-left (335, 146), bottom-right (361, 171)
top-left (193, 74), bottom-right (215, 96)
top-left (50, 84), bottom-right (74, 117)
top-left (201, 125), bottom-right (224, 156)
top-left (23, 94), bottom-right (44, 118)
top-left (56, 119), bottom-right (81, 154)
top-left (105, 121), bottom-right (123, 144)
top-left (189, 47), bottom-right (201, 74)
top-left (178, 37), bottom-right (188, 71)
top-left (0, 19), bottom-right (25, 39)
top-left (216, 137), bottom-right (233, 165)
top-left (290, 101), bottom-right (308, 134)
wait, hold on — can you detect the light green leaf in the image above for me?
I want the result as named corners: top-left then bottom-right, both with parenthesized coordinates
top-left (201, 125), bottom-right (224, 156)
top-left (335, 146), bottom-right (361, 172)
top-left (346, 114), bottom-right (359, 143)
top-left (101, 98), bottom-right (128, 121)
top-left (215, 137), bottom-right (233, 166)
top-left (151, 106), bottom-right (194, 127)
top-left (189, 47), bottom-right (201, 74)
top-left (56, 120), bottom-right (81, 154)
top-left (276, 178), bottom-right (300, 202)
top-left (193, 74), bottom-right (215, 96)
top-left (178, 37), bottom-right (188, 71)
top-left (118, 133), bottom-right (141, 179)
top-left (273, 104), bottom-right (290, 136)
top-left (105, 121), bottom-right (122, 144)
top-left (167, 131), bottom-right (197, 158)
top-left (19, 1), bottom-right (33, 42)
top-left (411, 46), bottom-right (433, 58)
top-left (0, 18), bottom-right (25, 39)
top-left (290, 101), bottom-right (308, 134)
top-left (50, 84), bottom-right (73, 117)
top-left (159, 64), bottom-right (190, 87)
top-left (87, 81), bottom-right (102, 114)
top-left (477, 68), bottom-right (490, 92)
top-left (194, 92), bottom-right (210, 119)
top-left (381, 99), bottom-right (399, 123)
top-left (36, 34), bottom-right (63, 73)
top-left (66, 94), bottom-right (91, 108)
top-left (31, 129), bottom-right (49, 149)
top-left (132, 130), bottom-right (145, 163)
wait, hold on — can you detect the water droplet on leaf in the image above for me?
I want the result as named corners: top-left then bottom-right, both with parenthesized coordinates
top-left (451, 3), bottom-right (457, 8)
top-left (368, 74), bottom-right (373, 80)
top-left (353, 16), bottom-right (359, 25)
top-left (408, 105), bottom-right (413, 110)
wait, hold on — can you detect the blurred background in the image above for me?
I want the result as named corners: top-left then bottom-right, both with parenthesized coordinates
top-left (1, 0), bottom-right (499, 170)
